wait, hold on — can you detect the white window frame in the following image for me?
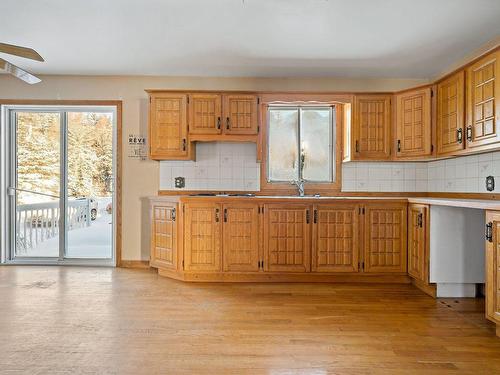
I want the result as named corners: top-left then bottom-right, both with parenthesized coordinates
top-left (267, 105), bottom-right (335, 183)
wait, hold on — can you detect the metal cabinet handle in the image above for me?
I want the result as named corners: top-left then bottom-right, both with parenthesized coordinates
top-left (417, 213), bottom-right (423, 228)
top-left (182, 138), bottom-right (186, 151)
top-left (397, 140), bottom-right (401, 153)
top-left (215, 208), bottom-right (220, 222)
top-left (486, 222), bottom-right (493, 242)
top-left (466, 126), bottom-right (473, 142)
top-left (217, 117), bottom-right (221, 130)
top-left (223, 208), bottom-right (227, 222)
top-left (355, 140), bottom-right (359, 153)
top-left (457, 128), bottom-right (463, 144)
top-left (226, 117), bottom-right (230, 130)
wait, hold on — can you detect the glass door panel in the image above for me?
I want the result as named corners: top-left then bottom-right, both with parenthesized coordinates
top-left (65, 111), bottom-right (113, 259)
top-left (14, 112), bottom-right (61, 257)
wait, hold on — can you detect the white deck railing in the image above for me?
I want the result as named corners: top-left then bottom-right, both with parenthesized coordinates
top-left (16, 199), bottom-right (91, 253)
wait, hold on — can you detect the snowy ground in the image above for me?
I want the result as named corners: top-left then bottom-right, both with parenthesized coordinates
top-left (17, 197), bottom-right (113, 259)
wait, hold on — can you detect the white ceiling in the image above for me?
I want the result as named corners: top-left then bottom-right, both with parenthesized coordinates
top-left (1, 0), bottom-right (499, 79)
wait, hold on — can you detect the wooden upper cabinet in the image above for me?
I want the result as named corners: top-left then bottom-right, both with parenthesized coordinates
top-left (466, 50), bottom-right (500, 149)
top-left (485, 211), bottom-right (500, 327)
top-left (395, 88), bottom-right (432, 158)
top-left (184, 203), bottom-right (222, 272)
top-left (436, 71), bottom-right (466, 155)
top-left (263, 204), bottom-right (311, 272)
top-left (222, 204), bottom-right (260, 272)
top-left (150, 203), bottom-right (177, 270)
top-left (149, 93), bottom-right (189, 160)
top-left (312, 204), bottom-right (359, 273)
top-left (223, 95), bottom-right (259, 135)
top-left (188, 93), bottom-right (222, 135)
top-left (363, 203), bottom-right (407, 273)
top-left (353, 94), bottom-right (391, 160)
top-left (407, 204), bottom-right (428, 282)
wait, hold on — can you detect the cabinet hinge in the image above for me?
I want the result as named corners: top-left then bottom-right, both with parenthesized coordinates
top-left (306, 210), bottom-right (310, 224)
top-left (257, 97), bottom-right (260, 104)
top-left (431, 144), bottom-right (434, 152)
top-left (257, 125), bottom-right (260, 133)
top-left (430, 89), bottom-right (434, 98)
top-left (362, 207), bottom-right (365, 215)
top-left (187, 96), bottom-right (190, 104)
top-left (313, 209), bottom-right (318, 224)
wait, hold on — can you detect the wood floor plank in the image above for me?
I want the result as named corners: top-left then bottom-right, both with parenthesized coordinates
top-left (0, 266), bottom-right (499, 374)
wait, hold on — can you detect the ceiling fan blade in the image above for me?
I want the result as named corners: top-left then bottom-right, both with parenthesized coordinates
top-left (0, 42), bottom-right (44, 62)
top-left (0, 58), bottom-right (42, 84)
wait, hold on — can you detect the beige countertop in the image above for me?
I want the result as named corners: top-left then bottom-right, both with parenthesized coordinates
top-left (150, 194), bottom-right (500, 210)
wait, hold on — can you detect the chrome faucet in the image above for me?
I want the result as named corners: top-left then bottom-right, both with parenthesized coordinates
top-left (291, 179), bottom-right (305, 197)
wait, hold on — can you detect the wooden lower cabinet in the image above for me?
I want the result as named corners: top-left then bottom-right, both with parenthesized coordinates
top-left (485, 211), bottom-right (500, 336)
top-left (184, 203), bottom-right (222, 272)
top-left (263, 204), bottom-right (311, 272)
top-left (222, 204), bottom-right (260, 272)
top-left (408, 204), bottom-right (428, 281)
top-left (364, 203), bottom-right (407, 273)
top-left (151, 198), bottom-right (411, 281)
top-left (312, 204), bottom-right (359, 272)
top-left (150, 203), bottom-right (178, 270)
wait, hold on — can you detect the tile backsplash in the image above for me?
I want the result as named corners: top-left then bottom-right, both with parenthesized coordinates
top-left (160, 143), bottom-right (500, 194)
top-left (159, 142), bottom-right (260, 191)
top-left (342, 151), bottom-right (500, 193)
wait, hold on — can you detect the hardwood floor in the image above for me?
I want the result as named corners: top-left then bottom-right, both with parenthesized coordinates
top-left (0, 267), bottom-right (499, 374)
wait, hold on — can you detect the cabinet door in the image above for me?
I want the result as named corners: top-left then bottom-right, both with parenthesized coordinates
top-left (485, 211), bottom-right (500, 327)
top-left (353, 95), bottom-right (391, 160)
top-left (436, 71), bottom-right (465, 155)
top-left (188, 93), bottom-right (222, 135)
top-left (466, 50), bottom-right (500, 149)
top-left (408, 204), bottom-right (428, 282)
top-left (263, 204), bottom-right (311, 272)
top-left (312, 204), bottom-right (359, 273)
top-left (149, 94), bottom-right (189, 159)
top-left (222, 95), bottom-right (259, 135)
top-left (222, 204), bottom-right (260, 272)
top-left (150, 204), bottom-right (177, 270)
top-left (395, 88), bottom-right (432, 157)
top-left (184, 203), bottom-right (222, 272)
top-left (364, 203), bottom-right (407, 273)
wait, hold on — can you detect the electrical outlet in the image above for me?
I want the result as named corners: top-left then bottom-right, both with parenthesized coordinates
top-left (486, 176), bottom-right (495, 192)
top-left (174, 176), bottom-right (185, 188)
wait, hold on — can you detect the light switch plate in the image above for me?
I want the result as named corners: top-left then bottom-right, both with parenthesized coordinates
top-left (486, 176), bottom-right (495, 191)
top-left (174, 176), bottom-right (185, 188)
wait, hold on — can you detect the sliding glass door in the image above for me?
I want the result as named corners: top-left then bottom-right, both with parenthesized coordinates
top-left (13, 111), bottom-right (61, 257)
top-left (6, 106), bottom-right (116, 264)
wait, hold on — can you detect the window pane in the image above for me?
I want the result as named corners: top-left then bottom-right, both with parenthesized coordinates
top-left (66, 112), bottom-right (113, 259)
top-left (268, 108), bottom-right (299, 182)
top-left (301, 108), bottom-right (333, 182)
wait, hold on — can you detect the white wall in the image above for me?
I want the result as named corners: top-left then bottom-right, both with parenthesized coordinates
top-left (160, 143), bottom-right (260, 191)
top-left (342, 150), bottom-right (500, 193)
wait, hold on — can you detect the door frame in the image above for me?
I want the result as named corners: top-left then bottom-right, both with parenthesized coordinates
top-left (0, 100), bottom-right (122, 266)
